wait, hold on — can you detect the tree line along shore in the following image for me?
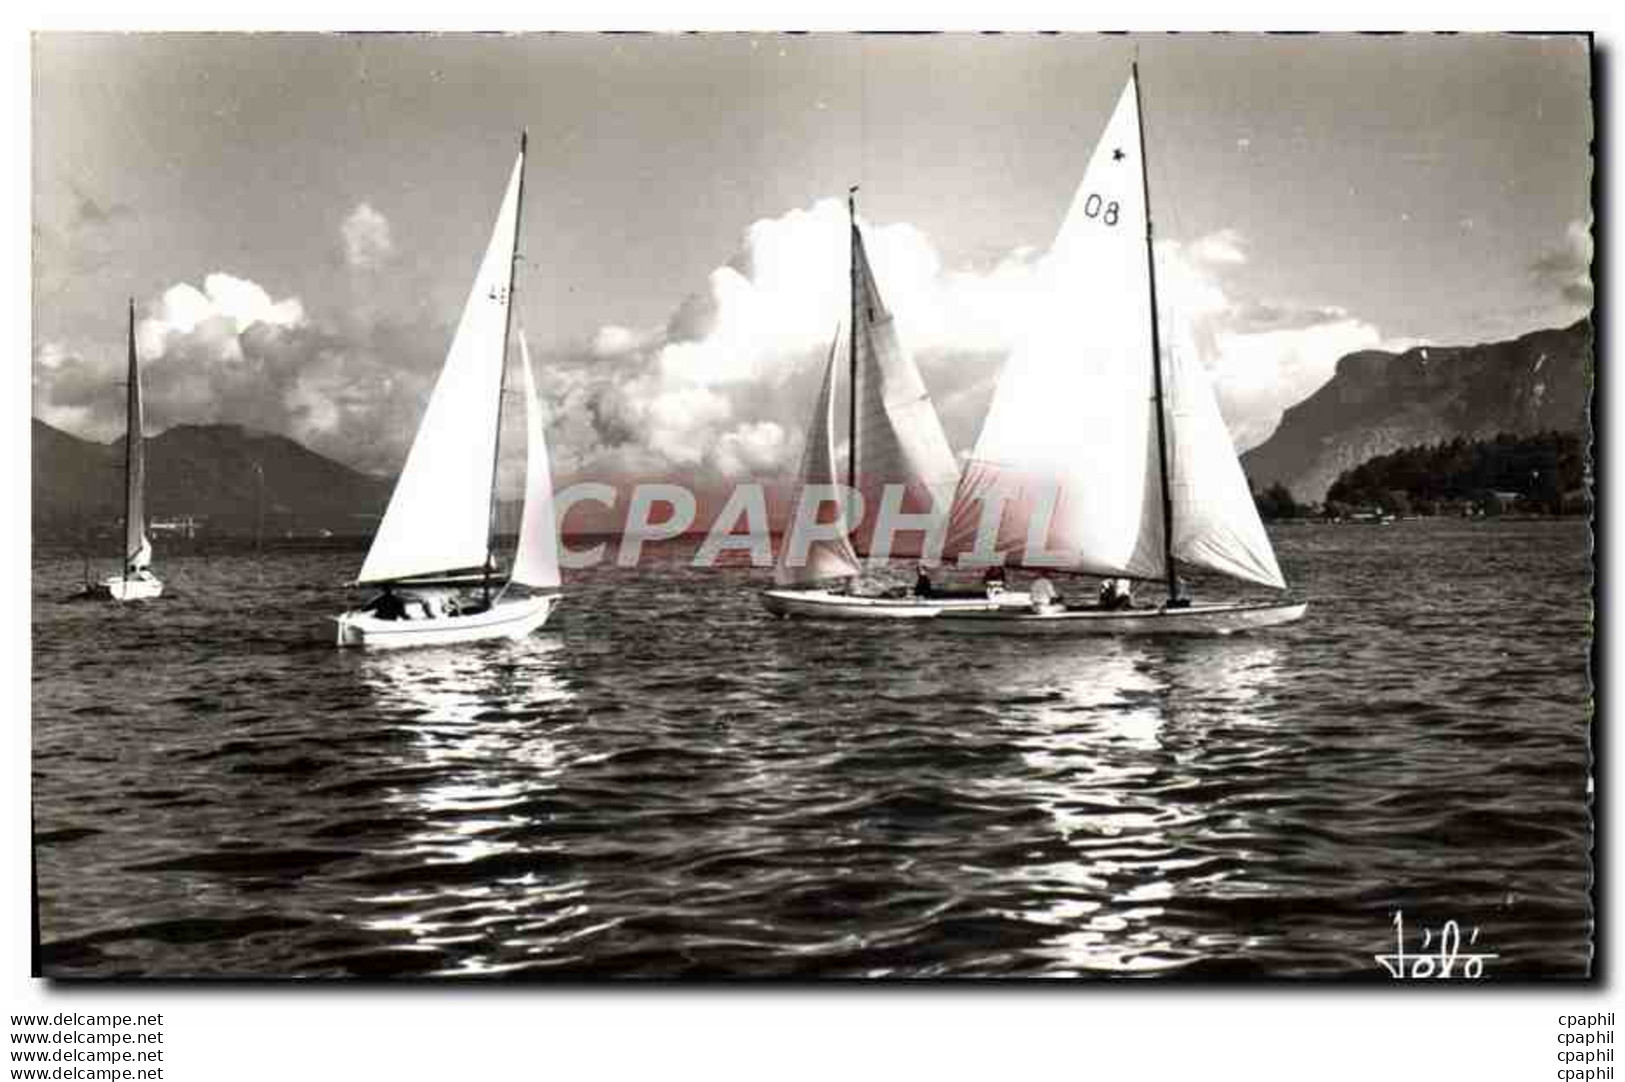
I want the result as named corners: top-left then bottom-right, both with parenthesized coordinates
top-left (1253, 431), bottom-right (1589, 522)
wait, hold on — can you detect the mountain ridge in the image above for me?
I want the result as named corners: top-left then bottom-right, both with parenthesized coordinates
top-left (1240, 319), bottom-right (1591, 503)
top-left (32, 419), bottom-right (392, 538)
top-left (35, 316), bottom-right (1595, 538)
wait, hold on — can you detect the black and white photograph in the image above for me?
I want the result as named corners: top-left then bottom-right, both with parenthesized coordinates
top-left (24, 27), bottom-right (1595, 999)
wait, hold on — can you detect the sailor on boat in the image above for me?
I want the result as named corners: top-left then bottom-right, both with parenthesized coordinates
top-left (928, 65), bottom-right (1307, 635)
top-left (361, 585), bottom-right (409, 621)
top-left (1167, 576), bottom-right (1191, 609)
top-left (982, 565), bottom-right (1008, 599)
top-left (1030, 576), bottom-right (1062, 613)
top-left (1097, 578), bottom-right (1134, 611)
top-left (331, 132), bottom-right (563, 649)
top-left (757, 189), bottom-right (1034, 621)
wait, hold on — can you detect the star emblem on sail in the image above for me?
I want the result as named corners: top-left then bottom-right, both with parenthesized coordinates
top-left (939, 73), bottom-right (1288, 593)
top-left (773, 207), bottom-right (961, 583)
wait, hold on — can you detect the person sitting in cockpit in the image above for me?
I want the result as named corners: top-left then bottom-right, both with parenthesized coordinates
top-left (364, 585), bottom-right (408, 621)
top-left (1030, 576), bottom-right (1062, 613)
top-left (1097, 578), bottom-right (1134, 611)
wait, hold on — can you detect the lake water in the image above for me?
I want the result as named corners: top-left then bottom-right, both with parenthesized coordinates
top-left (31, 519), bottom-right (1593, 978)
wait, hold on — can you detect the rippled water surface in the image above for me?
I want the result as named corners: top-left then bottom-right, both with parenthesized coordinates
top-left (33, 520), bottom-right (1593, 978)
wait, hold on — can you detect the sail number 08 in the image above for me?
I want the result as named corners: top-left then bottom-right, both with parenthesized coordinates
top-left (1083, 194), bottom-right (1120, 226)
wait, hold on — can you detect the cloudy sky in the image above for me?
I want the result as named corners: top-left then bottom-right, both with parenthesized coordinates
top-left (32, 33), bottom-right (1593, 493)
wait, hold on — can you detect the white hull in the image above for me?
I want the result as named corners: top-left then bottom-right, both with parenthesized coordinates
top-left (760, 587), bottom-right (1032, 620)
top-left (334, 593), bottom-right (561, 649)
top-left (99, 574), bottom-right (164, 602)
top-left (934, 599), bottom-right (1308, 636)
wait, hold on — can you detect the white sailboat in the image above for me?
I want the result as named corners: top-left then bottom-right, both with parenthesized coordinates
top-left (761, 192), bottom-right (1028, 619)
top-left (99, 298), bottom-right (163, 602)
top-left (936, 66), bottom-right (1307, 635)
top-left (335, 134), bottom-right (562, 649)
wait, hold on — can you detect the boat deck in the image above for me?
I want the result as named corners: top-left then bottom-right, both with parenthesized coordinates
top-left (933, 599), bottom-right (1309, 635)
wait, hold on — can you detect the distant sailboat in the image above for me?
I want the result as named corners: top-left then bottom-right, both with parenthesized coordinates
top-left (761, 191), bottom-right (1026, 619)
top-left (937, 65), bottom-right (1307, 634)
top-left (99, 298), bottom-right (163, 602)
top-left (334, 133), bottom-right (562, 648)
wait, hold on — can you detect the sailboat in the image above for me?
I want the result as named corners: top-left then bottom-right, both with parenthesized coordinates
top-left (936, 66), bottom-right (1307, 635)
top-left (334, 133), bottom-right (563, 649)
top-left (760, 191), bottom-right (1027, 619)
top-left (98, 298), bottom-right (163, 602)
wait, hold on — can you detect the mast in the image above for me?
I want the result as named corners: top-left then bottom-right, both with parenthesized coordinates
top-left (253, 461), bottom-right (265, 587)
top-left (484, 129), bottom-right (527, 604)
top-left (847, 186), bottom-right (860, 495)
top-left (122, 297), bottom-right (137, 577)
top-left (1132, 62), bottom-right (1178, 603)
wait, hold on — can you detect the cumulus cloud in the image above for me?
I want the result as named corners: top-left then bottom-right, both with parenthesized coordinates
top-left (548, 199), bottom-right (1047, 483)
top-left (33, 274), bottom-right (304, 443)
top-left (1224, 300), bottom-right (1353, 333)
top-left (497, 200), bottom-right (1387, 484)
top-left (1197, 320), bottom-right (1389, 449)
top-left (32, 340), bottom-right (104, 436)
top-left (592, 324), bottom-right (654, 357)
top-left (1531, 217), bottom-right (1593, 310)
top-left (1187, 228), bottom-right (1247, 266)
top-left (713, 421), bottom-right (790, 478)
top-left (34, 269), bottom-right (444, 476)
top-left (342, 203), bottom-right (394, 269)
top-left (1152, 234), bottom-right (1386, 449)
top-left (33, 194), bottom-right (1389, 493)
top-left (138, 273), bottom-right (305, 354)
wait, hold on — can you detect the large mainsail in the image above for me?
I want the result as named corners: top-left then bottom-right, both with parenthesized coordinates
top-left (358, 150), bottom-right (524, 585)
top-left (943, 78), bottom-right (1160, 576)
top-left (123, 299), bottom-right (151, 573)
top-left (509, 330), bottom-right (562, 590)
top-left (775, 330), bottom-right (862, 586)
top-left (942, 71), bottom-right (1286, 591)
top-left (848, 220), bottom-right (961, 557)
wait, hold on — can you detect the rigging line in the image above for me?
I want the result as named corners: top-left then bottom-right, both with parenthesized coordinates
top-left (848, 187), bottom-right (860, 495)
top-left (1136, 57), bottom-right (1195, 476)
top-left (859, 34), bottom-right (868, 195)
top-left (1133, 60), bottom-right (1179, 605)
top-left (122, 297), bottom-right (135, 572)
top-left (485, 130), bottom-right (527, 604)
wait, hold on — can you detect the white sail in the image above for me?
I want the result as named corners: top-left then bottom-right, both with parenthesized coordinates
top-left (124, 300), bottom-right (151, 572)
top-left (509, 330), bottom-right (562, 590)
top-left (358, 150), bottom-right (524, 584)
top-left (943, 78), bottom-right (1163, 577)
top-left (1166, 345), bottom-right (1286, 588)
top-left (775, 329), bottom-right (862, 585)
top-left (849, 224), bottom-right (961, 557)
